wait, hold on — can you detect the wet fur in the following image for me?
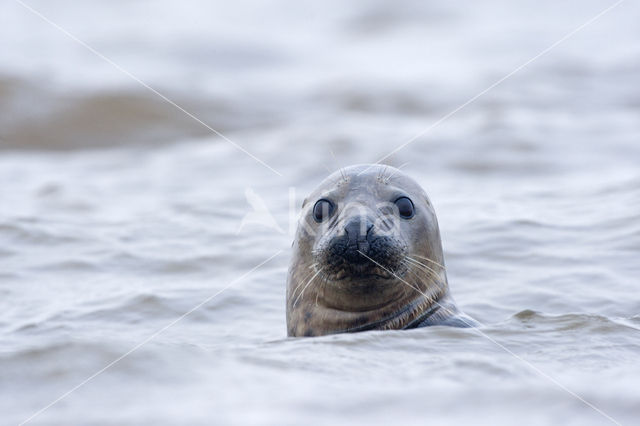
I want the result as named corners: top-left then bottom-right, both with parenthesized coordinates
top-left (286, 164), bottom-right (476, 337)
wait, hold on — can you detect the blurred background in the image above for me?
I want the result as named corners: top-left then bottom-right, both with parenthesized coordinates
top-left (1, 1), bottom-right (639, 425)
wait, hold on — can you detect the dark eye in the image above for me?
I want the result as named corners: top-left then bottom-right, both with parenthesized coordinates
top-left (395, 197), bottom-right (414, 219)
top-left (313, 199), bottom-right (334, 222)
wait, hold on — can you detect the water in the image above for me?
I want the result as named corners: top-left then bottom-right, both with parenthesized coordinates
top-left (1, 0), bottom-right (640, 424)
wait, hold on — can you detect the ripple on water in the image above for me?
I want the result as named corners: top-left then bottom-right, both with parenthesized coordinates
top-left (64, 293), bottom-right (198, 325)
top-left (0, 222), bottom-right (85, 246)
top-left (1, 1), bottom-right (640, 424)
top-left (510, 310), bottom-right (640, 333)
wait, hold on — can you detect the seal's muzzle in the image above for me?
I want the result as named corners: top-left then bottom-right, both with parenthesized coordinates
top-left (322, 215), bottom-right (406, 279)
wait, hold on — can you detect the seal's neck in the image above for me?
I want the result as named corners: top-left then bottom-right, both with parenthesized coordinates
top-left (287, 274), bottom-right (449, 337)
top-left (325, 295), bottom-right (444, 334)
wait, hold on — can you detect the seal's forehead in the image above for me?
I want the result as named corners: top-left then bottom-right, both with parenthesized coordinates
top-left (307, 164), bottom-right (427, 202)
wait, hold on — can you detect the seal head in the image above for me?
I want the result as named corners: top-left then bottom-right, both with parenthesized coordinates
top-left (286, 164), bottom-right (475, 337)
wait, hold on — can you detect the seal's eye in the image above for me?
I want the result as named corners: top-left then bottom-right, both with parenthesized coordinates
top-left (395, 197), bottom-right (414, 219)
top-left (313, 199), bottom-right (334, 222)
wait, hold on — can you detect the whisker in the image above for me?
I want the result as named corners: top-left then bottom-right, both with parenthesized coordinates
top-left (411, 254), bottom-right (446, 270)
top-left (405, 257), bottom-right (441, 281)
top-left (321, 162), bottom-right (333, 174)
top-left (404, 257), bottom-right (447, 294)
top-left (406, 257), bottom-right (441, 276)
top-left (358, 251), bottom-right (424, 295)
top-left (405, 256), bottom-right (440, 276)
top-left (378, 165), bottom-right (389, 182)
top-left (359, 253), bottom-right (454, 328)
top-left (328, 148), bottom-right (347, 183)
top-left (371, 257), bottom-right (446, 317)
top-left (315, 272), bottom-right (329, 307)
top-left (291, 264), bottom-right (320, 302)
top-left (402, 262), bottom-right (442, 298)
top-left (384, 162), bottom-right (410, 183)
top-left (292, 267), bottom-right (323, 308)
top-left (393, 260), bottom-right (424, 295)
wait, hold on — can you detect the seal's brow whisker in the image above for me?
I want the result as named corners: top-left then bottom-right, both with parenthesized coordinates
top-left (359, 251), bottom-right (622, 426)
top-left (14, 0), bottom-right (282, 177)
top-left (377, 165), bottom-right (389, 182)
top-left (328, 148), bottom-right (347, 183)
top-left (383, 162), bottom-right (410, 183)
top-left (383, 165), bottom-right (390, 181)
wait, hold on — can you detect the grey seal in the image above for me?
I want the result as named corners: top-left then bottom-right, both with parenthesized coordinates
top-left (286, 164), bottom-right (477, 337)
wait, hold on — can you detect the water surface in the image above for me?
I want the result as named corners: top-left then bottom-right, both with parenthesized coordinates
top-left (1, 1), bottom-right (639, 425)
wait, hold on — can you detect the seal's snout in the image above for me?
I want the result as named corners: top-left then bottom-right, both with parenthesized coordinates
top-left (344, 217), bottom-right (374, 260)
top-left (321, 215), bottom-right (406, 280)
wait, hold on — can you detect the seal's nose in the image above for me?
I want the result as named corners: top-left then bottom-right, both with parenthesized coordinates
top-left (344, 217), bottom-right (374, 256)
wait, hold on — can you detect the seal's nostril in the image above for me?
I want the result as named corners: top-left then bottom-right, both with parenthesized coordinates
top-left (365, 223), bottom-right (374, 243)
top-left (344, 218), bottom-right (374, 247)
